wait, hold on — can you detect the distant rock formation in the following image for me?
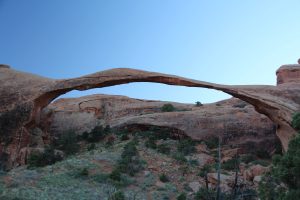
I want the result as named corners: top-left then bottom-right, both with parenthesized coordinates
top-left (0, 62), bottom-right (299, 169)
top-left (41, 95), bottom-right (277, 152)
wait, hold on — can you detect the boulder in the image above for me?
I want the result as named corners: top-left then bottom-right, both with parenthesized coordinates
top-left (253, 175), bottom-right (262, 186)
top-left (243, 164), bottom-right (269, 181)
top-left (188, 181), bottom-right (201, 192)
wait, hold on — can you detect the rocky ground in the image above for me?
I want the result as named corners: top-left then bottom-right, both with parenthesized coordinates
top-left (0, 127), bottom-right (273, 200)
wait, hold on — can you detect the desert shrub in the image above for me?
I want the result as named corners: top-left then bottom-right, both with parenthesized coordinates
top-left (157, 143), bottom-right (170, 154)
top-left (28, 146), bottom-right (62, 168)
top-left (177, 139), bottom-right (196, 155)
top-left (81, 125), bottom-right (111, 142)
top-left (93, 173), bottom-right (109, 183)
top-left (106, 135), bottom-right (115, 146)
top-left (188, 159), bottom-right (199, 166)
top-left (76, 167), bottom-right (89, 177)
top-left (161, 104), bottom-right (176, 112)
top-left (272, 135), bottom-right (300, 189)
top-left (274, 139), bottom-right (283, 154)
top-left (138, 127), bottom-right (172, 140)
top-left (172, 153), bottom-right (187, 163)
top-left (283, 190), bottom-right (300, 200)
top-left (56, 131), bottom-right (79, 155)
top-left (255, 149), bottom-right (271, 159)
top-left (251, 160), bottom-right (270, 167)
top-left (259, 113), bottom-right (300, 199)
top-left (110, 169), bottom-right (122, 182)
top-left (194, 188), bottom-right (215, 200)
top-left (115, 127), bottom-right (130, 137)
top-left (195, 101), bottom-right (203, 107)
top-left (222, 158), bottom-right (237, 170)
top-left (205, 136), bottom-right (219, 149)
top-left (292, 112), bottom-right (300, 130)
top-left (177, 192), bottom-right (187, 200)
top-left (120, 134), bottom-right (130, 141)
top-left (198, 164), bottom-right (211, 178)
top-left (87, 143), bottom-right (96, 151)
top-left (232, 101), bottom-right (247, 108)
top-left (258, 174), bottom-right (285, 200)
top-left (116, 140), bottom-right (144, 176)
top-left (159, 174), bottom-right (169, 182)
top-left (272, 154), bottom-right (282, 165)
top-left (145, 138), bottom-right (157, 149)
top-left (109, 191), bottom-right (125, 200)
top-left (241, 154), bottom-right (256, 164)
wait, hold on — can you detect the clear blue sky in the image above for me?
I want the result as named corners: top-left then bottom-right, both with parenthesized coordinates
top-left (1, 1), bottom-right (300, 103)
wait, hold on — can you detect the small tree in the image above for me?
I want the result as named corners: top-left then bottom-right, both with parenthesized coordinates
top-left (161, 104), bottom-right (176, 112)
top-left (199, 164), bottom-right (211, 190)
top-left (195, 101), bottom-right (203, 107)
top-left (177, 192), bottom-right (187, 200)
top-left (259, 112), bottom-right (300, 199)
top-left (28, 146), bottom-right (62, 168)
top-left (159, 173), bottom-right (169, 182)
top-left (292, 112), bottom-right (300, 131)
top-left (57, 131), bottom-right (79, 155)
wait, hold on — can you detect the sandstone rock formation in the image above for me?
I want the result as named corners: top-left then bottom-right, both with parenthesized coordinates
top-left (41, 95), bottom-right (276, 154)
top-left (0, 62), bottom-right (300, 169)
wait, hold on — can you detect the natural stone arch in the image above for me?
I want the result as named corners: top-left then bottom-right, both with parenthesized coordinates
top-left (0, 64), bottom-right (300, 168)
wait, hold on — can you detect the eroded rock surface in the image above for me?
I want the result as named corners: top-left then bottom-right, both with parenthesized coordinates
top-left (40, 95), bottom-right (276, 153)
top-left (0, 63), bottom-right (300, 169)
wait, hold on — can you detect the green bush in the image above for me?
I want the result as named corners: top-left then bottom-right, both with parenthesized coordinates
top-left (251, 160), bottom-right (270, 167)
top-left (56, 131), bottom-right (79, 155)
top-left (28, 146), bottom-right (62, 168)
top-left (258, 175), bottom-right (285, 200)
top-left (87, 143), bottom-right (96, 151)
top-left (292, 112), bottom-right (300, 130)
top-left (81, 125), bottom-right (111, 142)
top-left (258, 113), bottom-right (300, 199)
top-left (76, 167), bottom-right (89, 177)
top-left (195, 101), bottom-right (203, 107)
top-left (157, 143), bottom-right (171, 154)
top-left (177, 192), bottom-right (187, 200)
top-left (205, 136), bottom-right (219, 149)
top-left (188, 159), bottom-right (199, 166)
top-left (222, 158), bottom-right (237, 170)
top-left (255, 149), bottom-right (270, 159)
top-left (110, 169), bottom-right (121, 181)
top-left (120, 134), bottom-right (130, 141)
top-left (93, 173), bottom-right (109, 183)
top-left (109, 191), bottom-right (125, 200)
top-left (172, 153), bottom-right (187, 163)
top-left (232, 101), bottom-right (247, 108)
top-left (283, 190), bottom-right (300, 200)
top-left (139, 127), bottom-right (172, 140)
top-left (194, 188), bottom-right (215, 200)
top-left (159, 174), bottom-right (169, 182)
top-left (198, 164), bottom-right (211, 177)
top-left (116, 140), bottom-right (144, 176)
top-left (177, 139), bottom-right (196, 155)
top-left (161, 104), bottom-right (176, 112)
top-left (240, 154), bottom-right (256, 164)
top-left (273, 135), bottom-right (300, 189)
top-left (145, 138), bottom-right (157, 149)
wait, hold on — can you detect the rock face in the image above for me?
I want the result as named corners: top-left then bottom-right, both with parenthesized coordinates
top-left (0, 62), bottom-right (300, 169)
top-left (40, 95), bottom-right (276, 153)
top-left (276, 65), bottom-right (300, 85)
